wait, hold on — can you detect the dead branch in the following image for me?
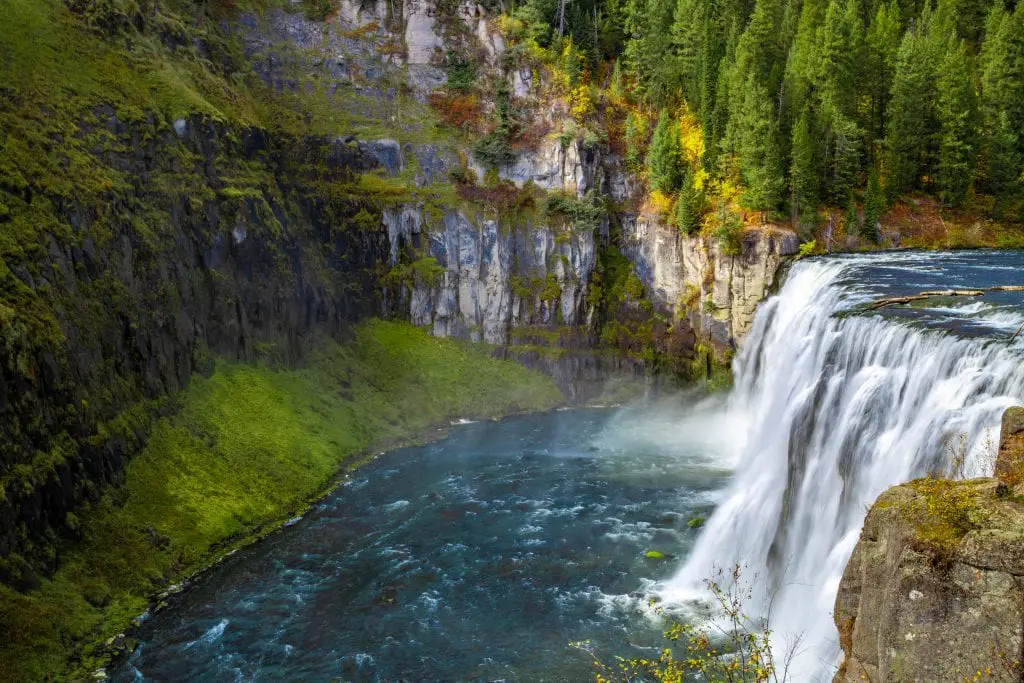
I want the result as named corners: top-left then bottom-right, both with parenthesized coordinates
top-left (1010, 320), bottom-right (1024, 343)
top-left (866, 289), bottom-right (986, 311)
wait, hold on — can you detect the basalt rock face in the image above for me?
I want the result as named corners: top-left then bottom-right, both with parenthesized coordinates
top-left (243, 3), bottom-right (795, 353)
top-left (0, 117), bottom-right (390, 587)
top-left (623, 217), bottom-right (798, 348)
top-left (0, 0), bottom-right (795, 589)
top-left (388, 207), bottom-right (599, 344)
top-left (834, 407), bottom-right (1024, 682)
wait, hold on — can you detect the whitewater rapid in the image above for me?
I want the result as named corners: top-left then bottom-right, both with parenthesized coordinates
top-left (664, 253), bottom-right (1024, 681)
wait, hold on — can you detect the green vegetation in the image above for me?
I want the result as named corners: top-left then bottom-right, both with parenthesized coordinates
top-left (0, 320), bottom-right (562, 680)
top-left (574, 565), bottom-right (779, 682)
top-left (445, 50), bottom-right (478, 93)
top-left (545, 190), bottom-right (607, 231)
top-left (901, 477), bottom-right (990, 564)
top-left (673, 169), bottom-right (703, 235)
top-left (503, 0), bottom-right (1024, 233)
top-left (647, 109), bottom-right (684, 194)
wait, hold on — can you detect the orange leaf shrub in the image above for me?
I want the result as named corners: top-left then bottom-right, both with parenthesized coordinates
top-left (428, 93), bottom-right (482, 130)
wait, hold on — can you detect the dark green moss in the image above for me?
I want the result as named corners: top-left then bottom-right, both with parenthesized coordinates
top-left (0, 320), bottom-right (562, 681)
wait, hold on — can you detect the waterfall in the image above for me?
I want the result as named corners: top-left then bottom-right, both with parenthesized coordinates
top-left (664, 255), bottom-right (1024, 681)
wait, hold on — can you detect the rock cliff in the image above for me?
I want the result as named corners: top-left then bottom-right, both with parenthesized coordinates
top-left (834, 407), bottom-right (1024, 682)
top-left (0, 0), bottom-right (796, 586)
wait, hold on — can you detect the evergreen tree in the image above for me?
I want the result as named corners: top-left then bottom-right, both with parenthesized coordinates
top-left (978, 3), bottom-right (1024, 210)
top-left (845, 193), bottom-right (860, 237)
top-left (984, 111), bottom-right (1022, 217)
top-left (675, 168), bottom-right (704, 234)
top-left (671, 0), bottom-right (705, 107)
top-left (864, 2), bottom-right (902, 159)
top-left (512, 0), bottom-right (1022, 220)
top-left (790, 108), bottom-right (819, 225)
top-left (625, 110), bottom-right (649, 171)
top-left (647, 109), bottom-right (684, 193)
top-left (884, 27), bottom-right (936, 196)
top-left (819, 96), bottom-right (862, 203)
top-left (736, 76), bottom-right (785, 212)
top-left (936, 39), bottom-right (978, 207)
top-left (863, 167), bottom-right (886, 241)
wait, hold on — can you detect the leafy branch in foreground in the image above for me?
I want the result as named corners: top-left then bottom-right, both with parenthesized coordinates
top-left (572, 565), bottom-right (786, 683)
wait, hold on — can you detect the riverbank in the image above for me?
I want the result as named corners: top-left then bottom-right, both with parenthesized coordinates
top-left (0, 320), bottom-right (564, 681)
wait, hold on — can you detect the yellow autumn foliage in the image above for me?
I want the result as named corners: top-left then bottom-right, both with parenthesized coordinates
top-left (648, 189), bottom-right (674, 216)
top-left (676, 104), bottom-right (705, 166)
top-left (568, 84), bottom-right (595, 121)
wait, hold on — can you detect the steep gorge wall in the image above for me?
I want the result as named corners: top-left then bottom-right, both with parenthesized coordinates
top-left (243, 0), bottom-right (798, 354)
top-left (0, 0), bottom-right (795, 585)
top-left (0, 114), bottom-right (393, 586)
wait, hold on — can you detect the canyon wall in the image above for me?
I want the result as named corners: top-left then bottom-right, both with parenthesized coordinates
top-left (0, 0), bottom-right (795, 584)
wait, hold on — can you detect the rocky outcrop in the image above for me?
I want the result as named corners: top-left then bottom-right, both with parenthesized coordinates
top-left (242, 4), bottom-right (793, 355)
top-left (623, 216), bottom-right (798, 346)
top-left (834, 407), bottom-right (1024, 682)
top-left (387, 207), bottom-right (598, 344)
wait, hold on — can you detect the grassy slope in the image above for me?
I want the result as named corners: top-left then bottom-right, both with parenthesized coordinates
top-left (0, 320), bottom-right (563, 680)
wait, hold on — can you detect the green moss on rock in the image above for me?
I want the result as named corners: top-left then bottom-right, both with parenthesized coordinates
top-left (0, 320), bottom-right (562, 681)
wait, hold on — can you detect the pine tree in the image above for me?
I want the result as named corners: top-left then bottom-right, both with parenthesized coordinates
top-left (675, 168), bottom-right (704, 234)
top-left (647, 109), bottom-right (683, 193)
top-left (671, 0), bottom-right (705, 107)
top-left (819, 95), bottom-right (862, 204)
top-left (625, 110), bottom-right (649, 171)
top-left (985, 111), bottom-right (1022, 217)
top-left (864, 2), bottom-right (902, 160)
top-left (845, 193), bottom-right (859, 237)
top-left (863, 167), bottom-right (886, 241)
top-left (978, 3), bottom-right (1024, 210)
top-left (884, 27), bottom-right (936, 196)
top-left (736, 75), bottom-right (785, 212)
top-left (936, 39), bottom-right (978, 207)
top-left (790, 108), bottom-right (818, 225)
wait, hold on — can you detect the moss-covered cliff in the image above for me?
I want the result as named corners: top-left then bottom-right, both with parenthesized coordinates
top-left (0, 319), bottom-right (562, 680)
top-left (0, 1), bottom-right (794, 676)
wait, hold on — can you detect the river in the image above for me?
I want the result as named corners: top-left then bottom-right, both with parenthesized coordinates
top-left (113, 251), bottom-right (1024, 682)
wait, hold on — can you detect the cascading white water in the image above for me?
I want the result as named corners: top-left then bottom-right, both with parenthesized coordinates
top-left (664, 255), bottom-right (1024, 681)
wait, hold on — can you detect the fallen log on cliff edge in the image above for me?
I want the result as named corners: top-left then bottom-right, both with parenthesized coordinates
top-left (866, 289), bottom-right (986, 310)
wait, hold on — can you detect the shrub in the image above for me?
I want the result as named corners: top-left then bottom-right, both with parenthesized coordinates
top-left (473, 128), bottom-right (517, 169)
top-left (568, 84), bottom-right (595, 122)
top-left (572, 565), bottom-right (780, 682)
top-left (713, 207), bottom-right (744, 256)
top-left (65, 0), bottom-right (147, 33)
top-left (429, 93), bottom-right (482, 130)
top-left (445, 50), bottom-right (476, 93)
top-left (544, 190), bottom-right (606, 231)
top-left (302, 0), bottom-right (333, 20)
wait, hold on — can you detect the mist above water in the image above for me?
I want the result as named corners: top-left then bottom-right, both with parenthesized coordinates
top-left (665, 252), bottom-right (1024, 680)
top-left (111, 250), bottom-right (1024, 682)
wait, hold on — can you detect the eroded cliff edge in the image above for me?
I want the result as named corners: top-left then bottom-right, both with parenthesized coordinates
top-left (834, 407), bottom-right (1024, 682)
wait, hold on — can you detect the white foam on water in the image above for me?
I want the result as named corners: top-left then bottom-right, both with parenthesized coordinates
top-left (182, 619), bottom-right (229, 650)
top-left (661, 256), bottom-right (1024, 681)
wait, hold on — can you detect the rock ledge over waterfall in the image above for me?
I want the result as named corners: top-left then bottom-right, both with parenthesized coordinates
top-left (834, 406), bottom-right (1024, 682)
